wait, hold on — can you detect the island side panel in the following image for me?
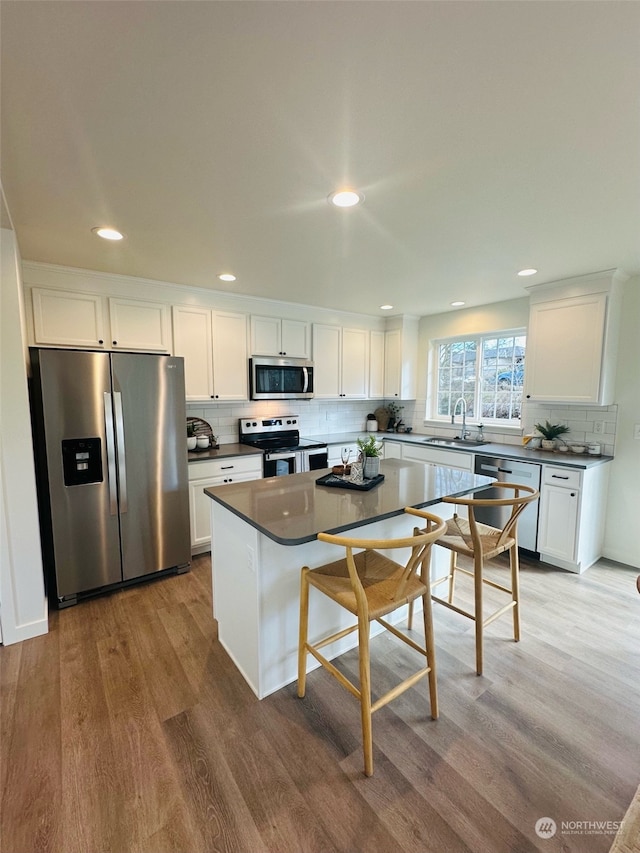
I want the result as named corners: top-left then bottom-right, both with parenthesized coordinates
top-left (211, 502), bottom-right (262, 696)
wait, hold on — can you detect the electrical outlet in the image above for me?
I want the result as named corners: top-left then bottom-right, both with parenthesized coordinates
top-left (593, 420), bottom-right (605, 434)
top-left (634, 423), bottom-right (640, 440)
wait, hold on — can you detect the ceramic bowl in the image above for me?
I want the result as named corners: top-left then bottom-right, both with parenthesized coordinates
top-left (570, 444), bottom-right (586, 454)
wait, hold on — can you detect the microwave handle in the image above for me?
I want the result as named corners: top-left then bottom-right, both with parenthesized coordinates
top-left (302, 366), bottom-right (309, 393)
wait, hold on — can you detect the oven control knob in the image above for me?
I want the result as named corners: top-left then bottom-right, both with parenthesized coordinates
top-left (252, 421), bottom-right (257, 426)
top-left (245, 421), bottom-right (251, 428)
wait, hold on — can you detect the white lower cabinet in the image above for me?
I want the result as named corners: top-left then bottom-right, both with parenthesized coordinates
top-left (537, 463), bottom-right (609, 573)
top-left (397, 442), bottom-right (472, 471)
top-left (188, 455), bottom-right (262, 553)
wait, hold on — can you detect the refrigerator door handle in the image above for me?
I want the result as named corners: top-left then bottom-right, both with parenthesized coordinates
top-left (113, 391), bottom-right (128, 514)
top-left (103, 392), bottom-right (118, 515)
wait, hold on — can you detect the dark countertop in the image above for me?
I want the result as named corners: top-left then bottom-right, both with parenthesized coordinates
top-left (205, 458), bottom-right (494, 545)
top-left (308, 431), bottom-right (612, 470)
top-left (188, 442), bottom-right (263, 463)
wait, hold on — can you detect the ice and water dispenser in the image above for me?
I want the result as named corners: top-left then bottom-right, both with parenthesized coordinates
top-left (61, 437), bottom-right (103, 486)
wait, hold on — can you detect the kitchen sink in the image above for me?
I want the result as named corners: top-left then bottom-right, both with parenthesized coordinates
top-left (422, 437), bottom-right (490, 448)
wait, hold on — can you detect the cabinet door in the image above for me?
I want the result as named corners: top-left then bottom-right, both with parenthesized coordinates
top-left (341, 328), bottom-right (369, 398)
top-left (211, 311), bottom-right (248, 400)
top-left (172, 306), bottom-right (214, 399)
top-left (32, 288), bottom-right (106, 348)
top-left (281, 319), bottom-right (310, 358)
top-left (382, 441), bottom-right (402, 459)
top-left (538, 484), bottom-right (579, 561)
top-left (525, 294), bottom-right (607, 403)
top-left (190, 472), bottom-right (260, 550)
top-left (369, 330), bottom-right (385, 398)
top-left (383, 328), bottom-right (401, 397)
top-left (313, 324), bottom-right (342, 398)
top-left (109, 298), bottom-right (171, 351)
top-left (250, 316), bottom-right (281, 355)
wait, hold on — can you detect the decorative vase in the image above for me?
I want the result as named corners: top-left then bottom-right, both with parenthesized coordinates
top-left (541, 439), bottom-right (555, 450)
top-left (363, 456), bottom-right (380, 479)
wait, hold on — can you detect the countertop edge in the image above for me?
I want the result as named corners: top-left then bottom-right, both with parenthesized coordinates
top-left (308, 431), bottom-right (612, 469)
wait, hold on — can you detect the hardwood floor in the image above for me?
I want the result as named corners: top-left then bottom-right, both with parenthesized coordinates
top-left (1, 552), bottom-right (639, 853)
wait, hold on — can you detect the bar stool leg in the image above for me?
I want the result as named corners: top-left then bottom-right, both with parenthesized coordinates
top-left (298, 568), bottom-right (310, 698)
top-left (510, 543), bottom-right (521, 642)
top-left (357, 613), bottom-right (373, 777)
top-left (474, 551), bottom-right (484, 676)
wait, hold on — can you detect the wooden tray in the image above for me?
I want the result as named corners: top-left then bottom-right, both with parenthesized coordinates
top-left (316, 473), bottom-right (385, 491)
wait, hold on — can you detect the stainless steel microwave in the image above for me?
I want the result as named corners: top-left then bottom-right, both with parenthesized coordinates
top-left (249, 356), bottom-right (314, 400)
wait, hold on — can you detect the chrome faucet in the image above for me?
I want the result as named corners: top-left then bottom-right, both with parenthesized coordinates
top-left (451, 397), bottom-right (470, 439)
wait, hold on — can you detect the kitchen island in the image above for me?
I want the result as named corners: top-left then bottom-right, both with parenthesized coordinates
top-left (205, 459), bottom-right (494, 698)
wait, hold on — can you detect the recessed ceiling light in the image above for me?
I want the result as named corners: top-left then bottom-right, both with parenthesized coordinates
top-left (517, 268), bottom-right (538, 277)
top-left (92, 226), bottom-right (124, 241)
top-left (218, 273), bottom-right (236, 282)
top-left (328, 189), bottom-right (364, 208)
top-left (380, 304), bottom-right (393, 310)
top-left (451, 301), bottom-right (465, 307)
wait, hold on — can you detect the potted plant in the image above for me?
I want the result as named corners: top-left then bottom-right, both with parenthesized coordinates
top-left (534, 420), bottom-right (570, 450)
top-left (357, 435), bottom-right (383, 479)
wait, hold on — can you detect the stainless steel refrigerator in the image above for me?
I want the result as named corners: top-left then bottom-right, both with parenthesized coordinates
top-left (30, 348), bottom-right (190, 607)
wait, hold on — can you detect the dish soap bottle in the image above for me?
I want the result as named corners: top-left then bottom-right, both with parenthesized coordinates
top-left (475, 424), bottom-right (484, 442)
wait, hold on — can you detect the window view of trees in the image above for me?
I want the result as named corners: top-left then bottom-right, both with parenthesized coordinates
top-left (436, 333), bottom-right (526, 424)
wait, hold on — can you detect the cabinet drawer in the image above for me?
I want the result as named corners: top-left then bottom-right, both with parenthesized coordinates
top-left (543, 466), bottom-right (582, 489)
top-left (188, 455), bottom-right (262, 481)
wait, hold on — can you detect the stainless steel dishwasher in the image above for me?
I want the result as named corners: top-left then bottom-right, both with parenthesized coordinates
top-left (473, 455), bottom-right (541, 553)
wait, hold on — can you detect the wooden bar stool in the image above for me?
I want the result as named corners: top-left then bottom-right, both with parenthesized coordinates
top-left (407, 483), bottom-right (539, 676)
top-left (297, 510), bottom-right (446, 777)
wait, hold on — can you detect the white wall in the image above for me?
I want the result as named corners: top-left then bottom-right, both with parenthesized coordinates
top-left (0, 227), bottom-right (48, 643)
top-left (603, 275), bottom-right (640, 567)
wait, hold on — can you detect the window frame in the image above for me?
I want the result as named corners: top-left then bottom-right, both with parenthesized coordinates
top-left (429, 328), bottom-right (527, 427)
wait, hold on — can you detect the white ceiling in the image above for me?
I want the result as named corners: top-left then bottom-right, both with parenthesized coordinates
top-left (1, 1), bottom-right (639, 317)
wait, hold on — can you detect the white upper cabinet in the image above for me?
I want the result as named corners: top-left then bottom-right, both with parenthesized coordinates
top-left (524, 270), bottom-right (625, 405)
top-left (172, 306), bottom-right (214, 399)
top-left (32, 288), bottom-right (107, 348)
top-left (369, 330), bottom-right (385, 399)
top-left (250, 315), bottom-right (310, 358)
top-left (383, 316), bottom-right (419, 400)
top-left (173, 306), bottom-right (248, 401)
top-left (211, 311), bottom-right (248, 400)
top-left (313, 324), bottom-right (368, 399)
top-left (32, 289), bottom-right (170, 352)
top-left (313, 324), bottom-right (341, 397)
top-left (108, 297), bottom-right (171, 351)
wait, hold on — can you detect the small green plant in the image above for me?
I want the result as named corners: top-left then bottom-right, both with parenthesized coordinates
top-left (534, 420), bottom-right (570, 440)
top-left (357, 435), bottom-right (383, 457)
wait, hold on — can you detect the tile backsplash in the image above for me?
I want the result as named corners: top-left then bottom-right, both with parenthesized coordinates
top-left (187, 398), bottom-right (617, 455)
top-left (521, 402), bottom-right (617, 456)
top-left (186, 399), bottom-right (386, 444)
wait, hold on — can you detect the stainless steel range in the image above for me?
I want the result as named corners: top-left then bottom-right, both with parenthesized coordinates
top-left (239, 416), bottom-right (328, 477)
